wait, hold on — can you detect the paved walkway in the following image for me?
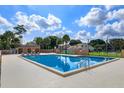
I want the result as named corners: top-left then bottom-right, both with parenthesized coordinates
top-left (0, 55), bottom-right (1, 87)
top-left (1, 55), bottom-right (124, 88)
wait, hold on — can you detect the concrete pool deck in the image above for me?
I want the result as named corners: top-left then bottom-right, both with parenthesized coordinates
top-left (1, 54), bottom-right (124, 88)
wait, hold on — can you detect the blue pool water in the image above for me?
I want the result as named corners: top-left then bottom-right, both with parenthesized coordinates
top-left (23, 55), bottom-right (114, 72)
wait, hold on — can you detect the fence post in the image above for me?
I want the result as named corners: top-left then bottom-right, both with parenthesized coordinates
top-left (87, 39), bottom-right (89, 56)
top-left (106, 36), bottom-right (108, 57)
top-left (121, 50), bottom-right (124, 58)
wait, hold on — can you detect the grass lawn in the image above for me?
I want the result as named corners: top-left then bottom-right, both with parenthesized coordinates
top-left (61, 50), bottom-right (121, 58)
top-left (89, 52), bottom-right (121, 58)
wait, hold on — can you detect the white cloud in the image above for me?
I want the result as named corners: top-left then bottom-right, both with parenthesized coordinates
top-left (112, 21), bottom-right (124, 35)
top-left (107, 9), bottom-right (124, 21)
top-left (15, 11), bottom-right (62, 33)
top-left (75, 30), bottom-right (91, 42)
top-left (95, 21), bottom-right (124, 38)
top-left (0, 28), bottom-right (5, 35)
top-left (15, 12), bottom-right (41, 33)
top-left (53, 31), bottom-right (65, 37)
top-left (62, 27), bottom-right (72, 33)
top-left (113, 9), bottom-right (124, 20)
top-left (53, 27), bottom-right (72, 37)
top-left (47, 14), bottom-right (62, 30)
top-left (95, 24), bottom-right (116, 38)
top-left (75, 7), bottom-right (124, 39)
top-left (0, 16), bottom-right (13, 35)
top-left (0, 16), bottom-right (12, 27)
top-left (104, 5), bottom-right (115, 11)
top-left (76, 8), bottom-right (106, 27)
top-left (16, 11), bottom-right (28, 25)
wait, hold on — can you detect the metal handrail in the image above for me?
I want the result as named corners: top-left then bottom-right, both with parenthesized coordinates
top-left (77, 58), bottom-right (90, 68)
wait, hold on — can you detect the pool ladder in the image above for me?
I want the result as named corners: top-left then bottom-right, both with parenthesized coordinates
top-left (77, 58), bottom-right (90, 68)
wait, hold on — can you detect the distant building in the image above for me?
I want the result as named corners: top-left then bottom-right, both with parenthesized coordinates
top-left (57, 43), bottom-right (94, 55)
top-left (58, 43), bottom-right (70, 50)
top-left (68, 43), bottom-right (94, 51)
top-left (17, 44), bottom-right (40, 54)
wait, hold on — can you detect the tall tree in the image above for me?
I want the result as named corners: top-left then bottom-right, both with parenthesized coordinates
top-left (0, 35), bottom-right (6, 49)
top-left (89, 39), bottom-right (106, 51)
top-left (62, 34), bottom-right (70, 43)
top-left (11, 37), bottom-right (20, 48)
top-left (62, 34), bottom-right (70, 54)
top-left (69, 39), bottom-right (82, 46)
top-left (109, 38), bottom-right (124, 51)
top-left (56, 38), bottom-right (63, 45)
top-left (14, 25), bottom-right (27, 39)
top-left (43, 37), bottom-right (51, 49)
top-left (0, 31), bottom-right (21, 50)
top-left (48, 36), bottom-right (58, 49)
top-left (34, 37), bottom-right (43, 45)
top-left (3, 31), bottom-right (15, 49)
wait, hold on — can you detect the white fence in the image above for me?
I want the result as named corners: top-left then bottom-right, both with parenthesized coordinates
top-left (0, 49), bottom-right (17, 54)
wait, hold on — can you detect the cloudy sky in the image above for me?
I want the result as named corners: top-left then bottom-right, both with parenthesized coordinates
top-left (0, 5), bottom-right (124, 43)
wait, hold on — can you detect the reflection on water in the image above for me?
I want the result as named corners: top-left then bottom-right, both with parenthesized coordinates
top-left (23, 55), bottom-right (114, 72)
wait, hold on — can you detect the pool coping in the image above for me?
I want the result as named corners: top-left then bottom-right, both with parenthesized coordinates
top-left (19, 54), bottom-right (119, 77)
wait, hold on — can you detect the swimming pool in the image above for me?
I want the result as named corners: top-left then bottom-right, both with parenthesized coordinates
top-left (22, 54), bottom-right (117, 76)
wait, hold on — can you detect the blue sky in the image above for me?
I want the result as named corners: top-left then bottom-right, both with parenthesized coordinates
top-left (0, 5), bottom-right (124, 43)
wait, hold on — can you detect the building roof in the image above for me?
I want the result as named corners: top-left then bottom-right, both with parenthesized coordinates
top-left (68, 43), bottom-right (94, 51)
top-left (68, 44), bottom-right (83, 50)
